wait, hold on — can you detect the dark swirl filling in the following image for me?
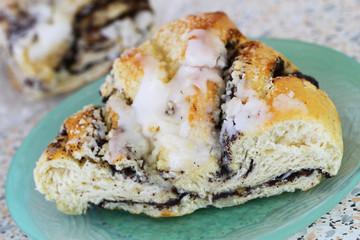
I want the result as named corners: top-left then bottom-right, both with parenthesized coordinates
top-left (95, 168), bottom-right (326, 210)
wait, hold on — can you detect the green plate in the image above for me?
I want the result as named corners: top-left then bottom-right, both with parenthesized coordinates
top-left (6, 39), bottom-right (360, 240)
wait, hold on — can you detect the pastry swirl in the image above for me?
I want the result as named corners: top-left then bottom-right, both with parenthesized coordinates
top-left (34, 12), bottom-right (343, 217)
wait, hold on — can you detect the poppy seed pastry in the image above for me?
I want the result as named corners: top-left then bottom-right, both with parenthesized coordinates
top-left (0, 0), bottom-right (153, 99)
top-left (34, 12), bottom-right (343, 217)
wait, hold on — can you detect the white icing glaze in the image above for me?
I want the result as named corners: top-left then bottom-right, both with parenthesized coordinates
top-left (131, 56), bottom-right (217, 171)
top-left (184, 29), bottom-right (227, 68)
top-left (222, 73), bottom-right (272, 136)
top-left (107, 97), bottom-right (150, 163)
top-left (131, 55), bottom-right (169, 136)
top-left (224, 97), bottom-right (271, 134)
top-left (272, 90), bottom-right (308, 114)
top-left (109, 28), bottom-right (227, 172)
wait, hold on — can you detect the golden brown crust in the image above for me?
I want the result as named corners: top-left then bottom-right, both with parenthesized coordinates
top-left (188, 81), bottom-right (218, 136)
top-left (265, 76), bottom-right (343, 146)
top-left (159, 211), bottom-right (175, 217)
top-left (156, 11), bottom-right (246, 45)
top-left (43, 136), bottom-right (70, 162)
top-left (233, 40), bottom-right (299, 97)
top-left (112, 48), bottom-right (147, 101)
top-left (64, 106), bottom-right (97, 154)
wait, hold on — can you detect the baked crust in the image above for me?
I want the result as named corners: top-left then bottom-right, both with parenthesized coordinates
top-left (265, 76), bottom-right (342, 144)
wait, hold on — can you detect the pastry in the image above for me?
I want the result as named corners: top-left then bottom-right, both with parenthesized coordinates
top-left (0, 0), bottom-right (153, 99)
top-left (34, 12), bottom-right (343, 217)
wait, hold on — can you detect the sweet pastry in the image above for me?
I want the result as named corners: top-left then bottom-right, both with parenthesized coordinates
top-left (0, 0), bottom-right (153, 99)
top-left (34, 12), bottom-right (343, 217)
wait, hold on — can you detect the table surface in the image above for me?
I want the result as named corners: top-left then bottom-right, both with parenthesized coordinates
top-left (0, 0), bottom-right (359, 239)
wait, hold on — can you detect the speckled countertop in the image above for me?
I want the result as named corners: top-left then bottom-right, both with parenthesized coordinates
top-left (0, 0), bottom-right (359, 239)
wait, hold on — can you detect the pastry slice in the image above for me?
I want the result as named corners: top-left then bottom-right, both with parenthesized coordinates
top-left (34, 12), bottom-right (343, 217)
top-left (0, 0), bottom-right (153, 99)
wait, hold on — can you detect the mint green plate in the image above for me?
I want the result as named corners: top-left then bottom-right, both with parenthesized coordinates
top-left (6, 39), bottom-right (360, 240)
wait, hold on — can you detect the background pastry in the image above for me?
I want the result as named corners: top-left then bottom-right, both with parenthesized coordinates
top-left (0, 0), bottom-right (153, 99)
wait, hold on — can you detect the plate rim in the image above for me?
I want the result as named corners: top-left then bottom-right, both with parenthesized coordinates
top-left (5, 38), bottom-right (360, 240)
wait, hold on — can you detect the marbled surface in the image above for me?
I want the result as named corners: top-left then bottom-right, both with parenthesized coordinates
top-left (0, 0), bottom-right (359, 239)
